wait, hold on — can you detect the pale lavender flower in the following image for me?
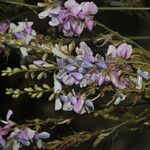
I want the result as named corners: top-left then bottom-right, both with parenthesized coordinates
top-left (80, 2), bottom-right (98, 31)
top-left (9, 128), bottom-right (31, 147)
top-left (110, 71), bottom-right (126, 89)
top-left (9, 21), bottom-right (36, 44)
top-left (33, 60), bottom-right (50, 67)
top-left (107, 43), bottom-right (133, 59)
top-left (38, 0), bottom-right (98, 36)
top-left (60, 96), bottom-right (94, 114)
top-left (0, 110), bottom-right (14, 147)
top-left (64, 0), bottom-right (81, 15)
top-left (34, 132), bottom-right (50, 139)
top-left (117, 43), bottom-right (133, 59)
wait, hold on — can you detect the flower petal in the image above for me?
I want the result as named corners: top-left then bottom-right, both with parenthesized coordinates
top-left (74, 98), bottom-right (84, 113)
top-left (107, 45), bottom-right (117, 57)
top-left (6, 110), bottom-right (13, 121)
top-left (117, 43), bottom-right (132, 59)
top-left (35, 132), bottom-right (50, 139)
top-left (55, 96), bottom-right (62, 111)
top-left (71, 72), bottom-right (83, 80)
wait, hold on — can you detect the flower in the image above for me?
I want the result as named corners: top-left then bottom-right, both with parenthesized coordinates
top-left (107, 43), bottom-right (133, 59)
top-left (9, 127), bottom-right (50, 149)
top-left (37, 0), bottom-right (98, 36)
top-left (9, 21), bottom-right (36, 44)
top-left (114, 93), bottom-right (126, 105)
top-left (0, 21), bottom-right (9, 33)
top-left (58, 95), bottom-right (94, 114)
top-left (0, 110), bottom-right (14, 147)
top-left (137, 70), bottom-right (150, 80)
top-left (56, 42), bottom-right (130, 89)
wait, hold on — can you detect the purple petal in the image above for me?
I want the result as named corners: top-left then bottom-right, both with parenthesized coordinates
top-left (0, 21), bottom-right (9, 33)
top-left (71, 22), bottom-right (78, 32)
top-left (117, 43), bottom-right (133, 59)
top-left (65, 65), bottom-right (76, 72)
top-left (25, 128), bottom-right (35, 139)
top-left (74, 98), bottom-right (84, 113)
top-left (75, 25), bottom-right (83, 35)
top-left (85, 100), bottom-right (94, 110)
top-left (71, 72), bottom-right (83, 80)
top-left (33, 60), bottom-right (45, 66)
top-left (18, 139), bottom-right (30, 146)
top-left (137, 70), bottom-right (150, 80)
top-left (85, 19), bottom-right (94, 31)
top-left (63, 21), bottom-right (71, 30)
top-left (60, 96), bottom-right (69, 103)
top-left (82, 60), bottom-right (93, 68)
top-left (98, 75), bottom-right (105, 86)
top-left (24, 27), bottom-right (32, 35)
top-left (78, 11), bottom-right (85, 19)
top-left (84, 55), bottom-right (95, 62)
top-left (0, 136), bottom-right (5, 145)
top-left (64, 0), bottom-right (76, 9)
top-left (79, 42), bottom-right (93, 56)
top-left (82, 2), bottom-right (90, 15)
top-left (95, 54), bottom-right (107, 69)
top-left (18, 131), bottom-right (29, 141)
top-left (14, 33), bottom-right (25, 40)
top-left (110, 72), bottom-right (126, 89)
top-left (89, 2), bottom-right (98, 15)
top-left (78, 67), bottom-right (86, 74)
top-left (68, 96), bottom-right (77, 105)
top-left (35, 132), bottom-right (50, 139)
top-left (0, 124), bottom-right (12, 136)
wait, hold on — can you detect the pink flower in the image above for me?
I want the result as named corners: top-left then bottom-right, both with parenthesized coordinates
top-left (0, 20), bottom-right (9, 33)
top-left (107, 43), bottom-right (133, 59)
top-left (117, 43), bottom-right (133, 59)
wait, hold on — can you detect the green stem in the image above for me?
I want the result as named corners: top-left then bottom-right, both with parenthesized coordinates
top-left (98, 7), bottom-right (150, 11)
top-left (96, 21), bottom-right (150, 55)
top-left (0, 0), bottom-right (38, 8)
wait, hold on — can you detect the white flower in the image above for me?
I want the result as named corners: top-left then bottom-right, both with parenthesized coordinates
top-left (114, 93), bottom-right (126, 105)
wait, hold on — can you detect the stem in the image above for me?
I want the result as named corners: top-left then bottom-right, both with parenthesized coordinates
top-left (98, 7), bottom-right (150, 11)
top-left (1, 1), bottom-right (150, 11)
top-left (96, 21), bottom-right (150, 55)
top-left (0, 0), bottom-right (38, 9)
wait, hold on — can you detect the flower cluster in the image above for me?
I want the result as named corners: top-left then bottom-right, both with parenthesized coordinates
top-left (9, 21), bottom-right (37, 44)
top-left (0, 110), bottom-right (50, 150)
top-left (55, 95), bottom-right (94, 114)
top-left (38, 0), bottom-right (98, 36)
top-left (56, 42), bottom-right (133, 89)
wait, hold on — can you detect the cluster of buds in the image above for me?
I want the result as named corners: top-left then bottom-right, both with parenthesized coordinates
top-left (38, 0), bottom-right (98, 36)
top-left (0, 110), bottom-right (50, 150)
